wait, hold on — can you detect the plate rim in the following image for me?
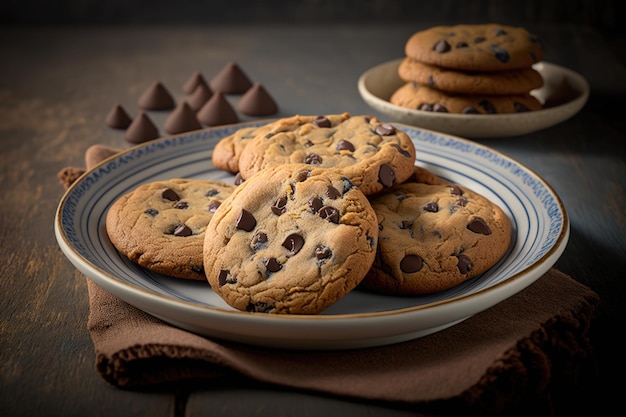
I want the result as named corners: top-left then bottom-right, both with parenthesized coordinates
top-left (54, 121), bottom-right (570, 348)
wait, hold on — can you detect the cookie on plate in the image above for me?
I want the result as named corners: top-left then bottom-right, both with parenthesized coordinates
top-left (203, 163), bottom-right (379, 314)
top-left (390, 82), bottom-right (542, 114)
top-left (361, 179), bottom-right (512, 295)
top-left (237, 113), bottom-right (416, 195)
top-left (405, 24), bottom-right (544, 71)
top-left (106, 178), bottom-right (236, 280)
top-left (398, 57), bottom-right (544, 95)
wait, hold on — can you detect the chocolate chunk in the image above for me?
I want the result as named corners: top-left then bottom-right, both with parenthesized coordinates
top-left (457, 255), bottom-right (473, 274)
top-left (206, 189), bottom-right (219, 197)
top-left (137, 81), bottom-right (175, 110)
top-left (125, 112), bottom-right (159, 144)
top-left (313, 116), bottom-right (331, 128)
top-left (264, 258), bottom-right (282, 272)
top-left (174, 201), bottom-right (189, 209)
top-left (208, 200), bottom-right (221, 212)
top-left (378, 163), bottom-right (396, 187)
top-left (315, 245), bottom-right (332, 263)
top-left (399, 220), bottom-right (412, 230)
top-left (456, 197), bottom-right (468, 207)
top-left (479, 99), bottom-right (497, 114)
top-left (474, 36), bottom-right (486, 44)
top-left (326, 185), bottom-right (341, 199)
top-left (467, 217), bottom-right (492, 235)
top-left (424, 202), bottom-right (439, 212)
top-left (163, 102), bottom-right (202, 134)
top-left (341, 177), bottom-right (355, 193)
top-left (218, 269), bottom-right (235, 286)
top-left (144, 208), bottom-right (158, 216)
top-left (494, 29), bottom-right (507, 36)
top-left (234, 172), bottom-right (245, 185)
top-left (433, 103), bottom-right (449, 113)
top-left (400, 254), bottom-right (423, 273)
top-left (209, 61), bottom-right (253, 94)
top-left (514, 102), bottom-right (530, 112)
top-left (296, 170), bottom-right (311, 182)
top-left (419, 103), bottom-right (433, 111)
top-left (309, 197), bottom-right (323, 213)
top-left (456, 41), bottom-right (469, 48)
top-left (174, 224), bottom-right (192, 237)
top-left (236, 82), bottom-right (278, 116)
top-left (197, 91), bottom-right (239, 126)
top-left (162, 188), bottom-right (180, 201)
top-left (318, 206), bottom-right (340, 223)
top-left (336, 140), bottom-right (355, 152)
top-left (105, 104), bottom-right (132, 129)
top-left (375, 123), bottom-right (396, 136)
top-left (236, 209), bottom-right (256, 231)
top-left (246, 302), bottom-right (273, 313)
top-left (282, 233), bottom-right (304, 254)
top-left (252, 232), bottom-right (268, 250)
top-left (428, 75), bottom-right (436, 87)
top-left (490, 45), bottom-right (510, 63)
top-left (462, 106), bottom-right (481, 114)
top-left (433, 39), bottom-right (451, 53)
top-left (304, 153), bottom-right (323, 164)
top-left (271, 197), bottom-right (288, 215)
top-left (449, 185), bottom-right (463, 196)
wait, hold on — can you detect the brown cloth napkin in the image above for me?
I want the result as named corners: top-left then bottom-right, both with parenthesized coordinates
top-left (59, 145), bottom-right (600, 414)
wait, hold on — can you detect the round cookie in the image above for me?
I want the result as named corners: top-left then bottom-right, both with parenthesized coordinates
top-left (237, 113), bottom-right (416, 196)
top-left (361, 181), bottom-right (512, 295)
top-left (398, 57), bottom-right (544, 95)
top-left (106, 178), bottom-right (236, 280)
top-left (390, 82), bottom-right (542, 114)
top-left (405, 24), bottom-right (544, 71)
top-left (203, 163), bottom-right (379, 314)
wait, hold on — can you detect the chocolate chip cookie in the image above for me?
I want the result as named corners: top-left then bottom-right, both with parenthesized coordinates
top-left (106, 178), bottom-right (236, 280)
top-left (405, 24), bottom-right (544, 71)
top-left (237, 113), bottom-right (416, 195)
top-left (203, 163), bottom-right (379, 314)
top-left (361, 180), bottom-right (512, 295)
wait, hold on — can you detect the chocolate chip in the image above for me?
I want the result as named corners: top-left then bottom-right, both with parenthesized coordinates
top-left (236, 209), bottom-right (256, 231)
top-left (309, 196), bottom-right (323, 213)
top-left (271, 197), bottom-right (287, 215)
top-left (174, 224), bottom-right (192, 236)
top-left (456, 197), bottom-right (468, 207)
top-left (490, 45), bottom-right (510, 63)
top-left (514, 102), bottom-right (530, 112)
top-left (234, 172), bottom-right (245, 185)
top-left (315, 245), bottom-right (332, 262)
top-left (400, 254), bottom-right (423, 273)
top-left (326, 185), bottom-right (341, 199)
top-left (252, 232), bottom-right (268, 250)
top-left (457, 255), bottom-right (473, 274)
top-left (296, 170), bottom-right (311, 182)
top-left (428, 75), bottom-right (436, 87)
top-left (479, 99), bottom-right (497, 114)
top-left (282, 233), bottom-right (304, 253)
top-left (400, 220), bottom-right (412, 230)
top-left (433, 39), bottom-right (451, 53)
top-left (341, 177), bottom-right (355, 193)
top-left (474, 36), bottom-right (486, 44)
top-left (424, 202), bottom-right (439, 212)
top-left (145, 208), bottom-right (159, 216)
top-left (494, 29), bottom-right (507, 36)
top-left (208, 200), bottom-right (221, 212)
top-left (449, 185), bottom-right (463, 196)
top-left (467, 217), bottom-right (492, 235)
top-left (433, 103), bottom-right (449, 112)
top-left (174, 201), bottom-right (188, 209)
top-left (378, 163), bottom-right (396, 187)
top-left (162, 188), bottom-right (179, 201)
top-left (318, 206), bottom-right (340, 223)
top-left (391, 143), bottom-right (411, 158)
top-left (336, 140), bottom-right (355, 152)
top-left (205, 189), bottom-right (219, 197)
top-left (246, 302), bottom-right (273, 313)
top-left (375, 123), bottom-right (396, 136)
top-left (313, 116), bottom-right (331, 128)
top-left (462, 106), bottom-right (480, 114)
top-left (264, 257), bottom-right (282, 272)
top-left (456, 41), bottom-right (469, 48)
top-left (218, 269), bottom-right (233, 286)
top-left (304, 153), bottom-right (323, 164)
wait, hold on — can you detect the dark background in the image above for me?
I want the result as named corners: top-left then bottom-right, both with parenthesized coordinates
top-left (2, 0), bottom-right (624, 34)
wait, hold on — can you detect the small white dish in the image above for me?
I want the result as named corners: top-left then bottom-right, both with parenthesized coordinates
top-left (358, 59), bottom-right (589, 138)
top-left (55, 121), bottom-right (569, 350)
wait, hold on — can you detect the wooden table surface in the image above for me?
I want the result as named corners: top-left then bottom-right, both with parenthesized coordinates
top-left (1, 23), bottom-right (624, 416)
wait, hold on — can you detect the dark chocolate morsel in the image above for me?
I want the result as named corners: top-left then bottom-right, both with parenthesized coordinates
top-left (315, 245), bottom-right (332, 262)
top-left (474, 36), bottom-right (486, 44)
top-left (375, 123), bottom-right (396, 136)
top-left (433, 39), bottom-right (451, 53)
top-left (162, 188), bottom-right (180, 201)
top-left (462, 106), bottom-right (481, 114)
top-left (145, 208), bottom-right (159, 216)
top-left (174, 224), bottom-right (192, 237)
top-left (309, 197), bottom-right (323, 213)
top-left (336, 140), bottom-right (355, 152)
top-left (449, 185), bottom-right (463, 196)
top-left (252, 232), bottom-right (268, 250)
top-left (282, 233), bottom-right (304, 254)
top-left (514, 102), bottom-right (530, 112)
top-left (208, 200), bottom-right (221, 212)
top-left (174, 201), bottom-right (189, 209)
top-left (271, 197), bottom-right (287, 215)
top-left (490, 45), bottom-right (510, 63)
top-left (304, 153), bottom-right (323, 164)
top-left (424, 202), bottom-right (439, 212)
top-left (433, 103), bottom-right (449, 113)
top-left (205, 189), bottom-right (219, 197)
top-left (400, 254), bottom-right (423, 273)
top-left (479, 99), bottom-right (497, 114)
top-left (264, 258), bottom-right (282, 272)
top-left (456, 197), bottom-right (468, 207)
top-left (234, 172), bottom-right (245, 185)
top-left (296, 170), bottom-right (311, 182)
top-left (400, 220), bottom-right (412, 230)
top-left (341, 177), bottom-right (355, 193)
top-left (218, 269), bottom-right (232, 286)
top-left (313, 116), bottom-right (331, 128)
top-left (326, 185), bottom-right (341, 199)
top-left (318, 206), bottom-right (340, 223)
top-left (236, 209), bottom-right (256, 231)
top-left (246, 302), bottom-right (273, 313)
top-left (428, 75), bottom-right (436, 87)
top-left (378, 163), bottom-right (396, 187)
top-left (494, 28), bottom-right (507, 36)
top-left (456, 41), bottom-right (469, 48)
top-left (419, 103), bottom-right (433, 111)
top-left (391, 143), bottom-right (411, 158)
top-left (467, 217), bottom-right (492, 235)
top-left (457, 255), bottom-right (473, 274)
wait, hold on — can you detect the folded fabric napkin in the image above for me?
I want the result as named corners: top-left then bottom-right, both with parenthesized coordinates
top-left (58, 145), bottom-right (600, 415)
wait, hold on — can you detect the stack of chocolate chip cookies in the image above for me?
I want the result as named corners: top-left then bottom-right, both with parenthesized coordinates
top-left (391, 24), bottom-right (545, 114)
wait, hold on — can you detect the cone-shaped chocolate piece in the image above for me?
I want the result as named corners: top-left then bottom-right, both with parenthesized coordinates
top-left (186, 83), bottom-right (213, 112)
top-left (183, 71), bottom-right (209, 95)
top-left (163, 102), bottom-right (203, 134)
top-left (236, 83), bottom-right (278, 116)
top-left (197, 92), bottom-right (239, 126)
top-left (209, 62), bottom-right (253, 94)
top-left (105, 104), bottom-right (132, 129)
top-left (137, 81), bottom-right (175, 110)
top-left (85, 144), bottom-right (123, 169)
top-left (125, 112), bottom-right (160, 144)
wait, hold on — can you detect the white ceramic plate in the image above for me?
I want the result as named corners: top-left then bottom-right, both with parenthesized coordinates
top-left (358, 59), bottom-right (589, 138)
top-left (55, 122), bottom-right (569, 350)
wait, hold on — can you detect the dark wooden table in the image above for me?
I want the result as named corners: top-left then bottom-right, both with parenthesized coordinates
top-left (1, 23), bottom-right (624, 416)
